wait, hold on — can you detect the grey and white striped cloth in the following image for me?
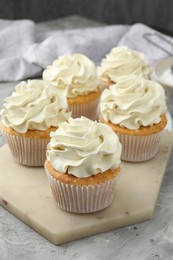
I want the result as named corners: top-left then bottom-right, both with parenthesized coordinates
top-left (0, 18), bottom-right (173, 82)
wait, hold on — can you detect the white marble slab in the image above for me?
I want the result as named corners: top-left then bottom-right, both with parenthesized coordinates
top-left (0, 131), bottom-right (172, 245)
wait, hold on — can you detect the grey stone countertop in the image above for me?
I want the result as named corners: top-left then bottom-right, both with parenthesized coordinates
top-left (0, 17), bottom-right (173, 260)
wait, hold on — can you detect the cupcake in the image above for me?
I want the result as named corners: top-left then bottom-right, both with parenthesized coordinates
top-left (45, 117), bottom-right (122, 213)
top-left (98, 46), bottom-right (151, 89)
top-left (42, 53), bottom-right (102, 120)
top-left (100, 75), bottom-right (167, 162)
top-left (0, 80), bottom-right (70, 166)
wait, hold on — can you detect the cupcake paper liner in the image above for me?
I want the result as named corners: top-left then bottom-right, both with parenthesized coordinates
top-left (68, 95), bottom-right (100, 120)
top-left (2, 131), bottom-right (49, 166)
top-left (117, 132), bottom-right (163, 162)
top-left (45, 167), bottom-right (119, 213)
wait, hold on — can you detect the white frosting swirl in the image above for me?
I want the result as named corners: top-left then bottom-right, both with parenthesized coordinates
top-left (0, 80), bottom-right (71, 133)
top-left (98, 46), bottom-right (151, 83)
top-left (100, 75), bottom-right (167, 130)
top-left (47, 117), bottom-right (121, 178)
top-left (43, 54), bottom-right (99, 98)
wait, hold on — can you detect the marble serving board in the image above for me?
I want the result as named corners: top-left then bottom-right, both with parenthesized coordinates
top-left (0, 131), bottom-right (173, 245)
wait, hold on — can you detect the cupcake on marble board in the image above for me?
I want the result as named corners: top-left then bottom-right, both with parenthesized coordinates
top-left (97, 46), bottom-right (151, 89)
top-left (43, 53), bottom-right (102, 120)
top-left (0, 80), bottom-right (70, 166)
top-left (100, 75), bottom-right (167, 162)
top-left (44, 116), bottom-right (122, 213)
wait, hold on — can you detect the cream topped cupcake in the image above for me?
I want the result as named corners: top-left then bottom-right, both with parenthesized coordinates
top-left (100, 75), bottom-right (167, 162)
top-left (43, 53), bottom-right (102, 120)
top-left (45, 117), bottom-right (122, 213)
top-left (98, 46), bottom-right (151, 88)
top-left (0, 79), bottom-right (70, 166)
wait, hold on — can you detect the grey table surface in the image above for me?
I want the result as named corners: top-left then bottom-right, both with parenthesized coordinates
top-left (0, 16), bottom-right (173, 260)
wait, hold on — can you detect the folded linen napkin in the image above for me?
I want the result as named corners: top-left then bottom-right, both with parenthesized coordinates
top-left (0, 18), bottom-right (172, 82)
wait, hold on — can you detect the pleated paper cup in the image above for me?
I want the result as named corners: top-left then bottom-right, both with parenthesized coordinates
top-left (0, 123), bottom-right (57, 166)
top-left (116, 132), bottom-right (163, 162)
top-left (100, 115), bottom-right (167, 162)
top-left (45, 166), bottom-right (120, 213)
top-left (68, 97), bottom-right (100, 120)
top-left (1, 131), bottom-right (49, 166)
top-left (67, 89), bottom-right (102, 120)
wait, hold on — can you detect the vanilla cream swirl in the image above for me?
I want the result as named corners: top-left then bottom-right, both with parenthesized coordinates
top-left (98, 46), bottom-right (151, 82)
top-left (100, 75), bottom-right (167, 130)
top-left (47, 117), bottom-right (121, 178)
top-left (0, 80), bottom-right (70, 133)
top-left (43, 54), bottom-right (99, 98)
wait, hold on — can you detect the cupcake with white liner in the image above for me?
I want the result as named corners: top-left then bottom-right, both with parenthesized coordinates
top-left (45, 116), bottom-right (122, 213)
top-left (98, 46), bottom-right (151, 89)
top-left (100, 75), bottom-right (167, 162)
top-left (43, 53), bottom-right (102, 120)
top-left (0, 80), bottom-right (70, 166)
